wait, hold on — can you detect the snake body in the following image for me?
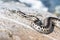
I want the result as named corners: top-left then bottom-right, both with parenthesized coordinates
top-left (18, 11), bottom-right (60, 34)
top-left (34, 17), bottom-right (60, 34)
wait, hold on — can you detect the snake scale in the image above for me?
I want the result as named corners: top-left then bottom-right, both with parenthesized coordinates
top-left (17, 11), bottom-right (60, 34)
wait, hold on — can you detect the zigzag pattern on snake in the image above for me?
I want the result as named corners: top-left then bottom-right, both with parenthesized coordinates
top-left (17, 11), bottom-right (60, 34)
top-left (34, 17), bottom-right (60, 34)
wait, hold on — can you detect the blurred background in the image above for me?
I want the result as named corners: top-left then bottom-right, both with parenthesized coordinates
top-left (0, 0), bottom-right (60, 16)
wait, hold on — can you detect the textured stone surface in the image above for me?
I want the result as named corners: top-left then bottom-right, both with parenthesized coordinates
top-left (0, 10), bottom-right (60, 40)
top-left (0, 17), bottom-right (52, 40)
top-left (0, 2), bottom-right (60, 40)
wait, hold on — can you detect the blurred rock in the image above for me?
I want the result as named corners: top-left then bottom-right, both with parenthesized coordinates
top-left (0, 1), bottom-right (60, 40)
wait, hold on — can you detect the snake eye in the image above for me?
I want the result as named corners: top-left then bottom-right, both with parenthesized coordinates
top-left (34, 19), bottom-right (42, 26)
top-left (38, 27), bottom-right (40, 29)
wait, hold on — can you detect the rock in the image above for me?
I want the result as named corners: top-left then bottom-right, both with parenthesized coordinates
top-left (0, 2), bottom-right (60, 40)
top-left (0, 17), bottom-right (53, 40)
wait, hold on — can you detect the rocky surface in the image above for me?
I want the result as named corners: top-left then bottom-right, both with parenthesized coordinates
top-left (0, 9), bottom-right (60, 40)
top-left (0, 2), bottom-right (60, 40)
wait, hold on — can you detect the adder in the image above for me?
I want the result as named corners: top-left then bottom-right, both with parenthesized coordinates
top-left (18, 11), bottom-right (60, 34)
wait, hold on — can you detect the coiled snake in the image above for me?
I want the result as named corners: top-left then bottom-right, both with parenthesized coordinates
top-left (34, 17), bottom-right (60, 34)
top-left (18, 11), bottom-right (60, 34)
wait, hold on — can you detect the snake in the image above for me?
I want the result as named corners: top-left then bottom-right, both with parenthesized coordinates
top-left (17, 10), bottom-right (60, 34)
top-left (33, 17), bottom-right (60, 34)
